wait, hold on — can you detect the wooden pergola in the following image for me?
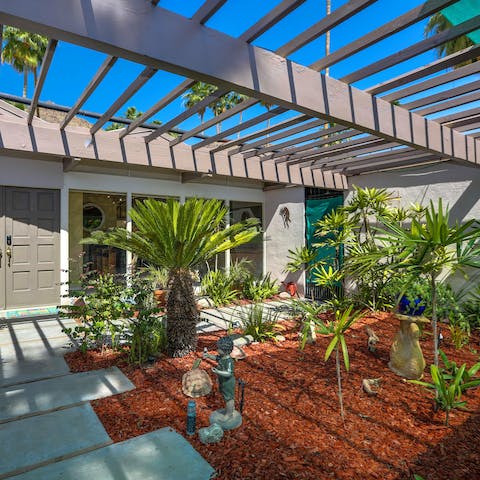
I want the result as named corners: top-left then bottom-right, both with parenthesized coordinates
top-left (0, 0), bottom-right (479, 190)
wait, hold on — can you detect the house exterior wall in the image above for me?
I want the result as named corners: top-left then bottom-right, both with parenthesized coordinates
top-left (346, 162), bottom-right (480, 222)
top-left (264, 187), bottom-right (305, 295)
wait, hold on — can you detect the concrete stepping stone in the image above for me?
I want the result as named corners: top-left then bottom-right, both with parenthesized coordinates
top-left (0, 404), bottom-right (111, 479)
top-left (0, 367), bottom-right (135, 422)
top-left (10, 428), bottom-right (215, 480)
top-left (0, 353), bottom-right (70, 388)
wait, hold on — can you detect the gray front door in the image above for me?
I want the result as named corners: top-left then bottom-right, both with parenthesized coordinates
top-left (0, 187), bottom-right (60, 309)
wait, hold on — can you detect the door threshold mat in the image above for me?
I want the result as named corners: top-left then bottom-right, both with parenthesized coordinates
top-left (1, 306), bottom-right (58, 320)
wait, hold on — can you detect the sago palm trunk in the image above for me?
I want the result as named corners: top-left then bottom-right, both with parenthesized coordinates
top-left (166, 269), bottom-right (198, 357)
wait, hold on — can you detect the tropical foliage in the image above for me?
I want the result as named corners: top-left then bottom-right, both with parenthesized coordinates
top-left (1, 26), bottom-right (48, 98)
top-left (240, 303), bottom-right (284, 342)
top-left (83, 198), bottom-right (260, 357)
top-left (410, 353), bottom-right (480, 425)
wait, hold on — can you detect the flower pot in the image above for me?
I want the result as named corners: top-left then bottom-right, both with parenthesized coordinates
top-left (398, 295), bottom-right (426, 316)
top-left (154, 289), bottom-right (168, 307)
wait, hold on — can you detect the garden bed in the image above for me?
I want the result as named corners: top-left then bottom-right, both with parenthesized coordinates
top-left (65, 312), bottom-right (480, 480)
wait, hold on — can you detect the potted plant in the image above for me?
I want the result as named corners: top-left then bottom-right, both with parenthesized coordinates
top-left (145, 266), bottom-right (169, 307)
top-left (397, 276), bottom-right (430, 316)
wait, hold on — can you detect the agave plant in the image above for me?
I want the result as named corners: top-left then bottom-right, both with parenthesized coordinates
top-left (83, 198), bottom-right (259, 357)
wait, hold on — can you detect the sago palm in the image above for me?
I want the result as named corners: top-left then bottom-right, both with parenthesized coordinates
top-left (83, 198), bottom-right (260, 357)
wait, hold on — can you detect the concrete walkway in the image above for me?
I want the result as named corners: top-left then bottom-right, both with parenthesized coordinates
top-left (0, 316), bottom-right (215, 479)
top-left (197, 298), bottom-right (295, 333)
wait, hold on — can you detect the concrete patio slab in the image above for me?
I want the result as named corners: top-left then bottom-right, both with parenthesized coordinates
top-left (0, 404), bottom-right (111, 478)
top-left (0, 367), bottom-right (134, 422)
top-left (10, 428), bottom-right (215, 480)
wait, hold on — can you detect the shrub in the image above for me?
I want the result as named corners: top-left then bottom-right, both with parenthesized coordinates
top-left (201, 269), bottom-right (238, 307)
top-left (242, 273), bottom-right (279, 302)
top-left (240, 303), bottom-right (284, 342)
top-left (60, 272), bottom-right (134, 352)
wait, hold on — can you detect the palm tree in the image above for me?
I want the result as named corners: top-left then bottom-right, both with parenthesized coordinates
top-left (425, 13), bottom-right (476, 68)
top-left (183, 83), bottom-right (249, 134)
top-left (182, 82), bottom-right (217, 124)
top-left (1, 26), bottom-right (48, 97)
top-left (83, 198), bottom-right (260, 357)
top-left (106, 105), bottom-right (145, 131)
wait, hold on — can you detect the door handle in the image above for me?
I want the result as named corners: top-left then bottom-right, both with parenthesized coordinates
top-left (0, 248), bottom-right (2, 268)
top-left (6, 247), bottom-right (11, 267)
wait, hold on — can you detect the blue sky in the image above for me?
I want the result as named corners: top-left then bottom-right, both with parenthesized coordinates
top-left (0, 0), bottom-right (478, 142)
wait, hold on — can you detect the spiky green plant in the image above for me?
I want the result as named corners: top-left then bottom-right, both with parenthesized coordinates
top-left (83, 198), bottom-right (259, 357)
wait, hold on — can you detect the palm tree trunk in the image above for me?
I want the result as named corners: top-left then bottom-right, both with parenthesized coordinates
top-left (166, 268), bottom-right (198, 357)
top-left (23, 69), bottom-right (28, 98)
top-left (336, 346), bottom-right (345, 421)
top-left (325, 0), bottom-right (331, 77)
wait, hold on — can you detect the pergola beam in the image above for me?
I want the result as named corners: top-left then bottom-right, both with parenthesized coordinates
top-left (90, 66), bottom-right (157, 135)
top-left (61, 55), bottom-right (117, 130)
top-left (311, 0), bottom-right (459, 72)
top-left (366, 43), bottom-right (480, 96)
top-left (119, 78), bottom-right (195, 139)
top-left (239, 0), bottom-right (306, 43)
top-left (193, 107), bottom-right (288, 150)
top-left (322, 147), bottom-right (421, 169)
top-left (341, 14), bottom-right (480, 84)
top-left (27, 39), bottom-right (58, 125)
top-left (145, 88), bottom-right (229, 143)
top-left (210, 114), bottom-right (310, 154)
top-left (276, 137), bottom-right (392, 167)
top-left (403, 81), bottom-right (480, 113)
top-left (268, 128), bottom-right (361, 160)
top-left (309, 141), bottom-right (401, 170)
top-left (341, 155), bottom-right (443, 175)
top-left (276, 0), bottom-right (378, 58)
top-left (192, 0), bottom-right (227, 24)
top-left (244, 124), bottom-right (345, 158)
top-left (0, 0), bottom-right (476, 164)
top-left (382, 60), bottom-right (480, 102)
top-left (170, 97), bottom-right (259, 147)
top-left (232, 118), bottom-right (325, 154)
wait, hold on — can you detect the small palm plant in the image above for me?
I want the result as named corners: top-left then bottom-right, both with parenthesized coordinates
top-left (83, 198), bottom-right (259, 357)
top-left (313, 305), bottom-right (363, 421)
top-left (410, 363), bottom-right (480, 426)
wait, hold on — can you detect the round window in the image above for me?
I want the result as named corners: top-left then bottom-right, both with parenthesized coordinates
top-left (83, 204), bottom-right (104, 231)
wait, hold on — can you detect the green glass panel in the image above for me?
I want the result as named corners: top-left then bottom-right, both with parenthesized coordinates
top-left (305, 196), bottom-right (343, 281)
top-left (442, 0), bottom-right (480, 43)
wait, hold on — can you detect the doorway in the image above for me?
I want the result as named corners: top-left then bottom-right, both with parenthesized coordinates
top-left (0, 187), bottom-right (60, 310)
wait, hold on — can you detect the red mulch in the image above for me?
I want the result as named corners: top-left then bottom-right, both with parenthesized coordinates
top-left (65, 312), bottom-right (480, 480)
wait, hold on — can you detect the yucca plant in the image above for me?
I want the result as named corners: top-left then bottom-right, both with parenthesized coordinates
top-left (83, 198), bottom-right (259, 357)
top-left (313, 305), bottom-right (363, 421)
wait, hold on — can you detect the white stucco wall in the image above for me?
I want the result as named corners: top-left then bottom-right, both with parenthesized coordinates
top-left (346, 162), bottom-right (480, 222)
top-left (0, 155), bottom-right (63, 189)
top-left (264, 186), bottom-right (305, 294)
